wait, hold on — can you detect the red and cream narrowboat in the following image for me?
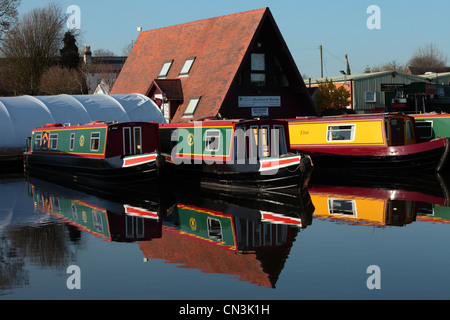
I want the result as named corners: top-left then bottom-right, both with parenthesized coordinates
top-left (287, 113), bottom-right (449, 174)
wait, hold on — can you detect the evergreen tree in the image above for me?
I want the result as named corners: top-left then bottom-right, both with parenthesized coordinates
top-left (60, 31), bottom-right (79, 69)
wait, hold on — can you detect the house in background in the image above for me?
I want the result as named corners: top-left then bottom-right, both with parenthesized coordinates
top-left (83, 46), bottom-right (127, 94)
top-left (111, 7), bottom-right (318, 123)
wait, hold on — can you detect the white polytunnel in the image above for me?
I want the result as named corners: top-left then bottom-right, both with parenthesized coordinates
top-left (0, 93), bottom-right (166, 150)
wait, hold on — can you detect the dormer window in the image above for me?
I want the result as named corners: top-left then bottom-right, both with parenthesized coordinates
top-left (179, 57), bottom-right (196, 77)
top-left (158, 60), bottom-right (173, 78)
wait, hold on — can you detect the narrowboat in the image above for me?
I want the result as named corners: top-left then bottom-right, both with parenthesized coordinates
top-left (24, 121), bottom-right (161, 188)
top-left (287, 113), bottom-right (450, 174)
top-left (29, 177), bottom-right (162, 242)
top-left (158, 119), bottom-right (313, 192)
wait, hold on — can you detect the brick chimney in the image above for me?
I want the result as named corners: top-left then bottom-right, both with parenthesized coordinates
top-left (84, 45), bottom-right (92, 64)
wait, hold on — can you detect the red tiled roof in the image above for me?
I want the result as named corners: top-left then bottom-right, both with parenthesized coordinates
top-left (111, 8), bottom-right (268, 122)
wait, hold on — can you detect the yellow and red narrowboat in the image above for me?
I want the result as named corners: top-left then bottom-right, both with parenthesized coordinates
top-left (158, 119), bottom-right (313, 192)
top-left (287, 113), bottom-right (449, 174)
top-left (24, 121), bottom-right (161, 188)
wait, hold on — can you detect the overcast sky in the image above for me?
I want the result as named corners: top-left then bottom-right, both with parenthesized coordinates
top-left (19, 0), bottom-right (450, 79)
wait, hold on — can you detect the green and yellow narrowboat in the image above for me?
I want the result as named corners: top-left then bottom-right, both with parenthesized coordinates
top-left (287, 113), bottom-right (449, 174)
top-left (24, 121), bottom-right (161, 188)
top-left (158, 119), bottom-right (313, 192)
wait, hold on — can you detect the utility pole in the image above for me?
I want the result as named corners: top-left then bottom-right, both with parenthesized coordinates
top-left (319, 45), bottom-right (323, 78)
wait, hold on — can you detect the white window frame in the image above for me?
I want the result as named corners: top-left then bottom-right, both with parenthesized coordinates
top-left (327, 198), bottom-right (357, 218)
top-left (69, 133), bottom-right (75, 151)
top-left (183, 97), bottom-right (201, 118)
top-left (34, 133), bottom-right (42, 149)
top-left (179, 57), bottom-right (196, 77)
top-left (134, 127), bottom-right (143, 154)
top-left (158, 60), bottom-right (173, 78)
top-left (273, 125), bottom-right (287, 155)
top-left (49, 133), bottom-right (58, 150)
top-left (326, 124), bottom-right (356, 142)
top-left (204, 129), bottom-right (221, 152)
top-left (90, 132), bottom-right (101, 151)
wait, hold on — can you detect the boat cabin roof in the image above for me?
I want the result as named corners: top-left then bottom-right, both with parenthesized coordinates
top-left (159, 118), bottom-right (288, 128)
top-left (32, 121), bottom-right (157, 132)
top-left (290, 113), bottom-right (415, 123)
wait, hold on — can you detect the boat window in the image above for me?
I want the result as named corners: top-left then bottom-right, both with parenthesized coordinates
top-left (328, 198), bottom-right (357, 217)
top-left (49, 133), bottom-right (58, 150)
top-left (134, 127), bottom-right (142, 154)
top-left (385, 120), bottom-right (390, 141)
top-left (205, 130), bottom-right (221, 152)
top-left (69, 133), bottom-right (75, 151)
top-left (249, 126), bottom-right (259, 160)
top-left (260, 126), bottom-right (270, 158)
top-left (90, 132), bottom-right (100, 151)
top-left (415, 121), bottom-right (433, 140)
top-left (179, 57), bottom-right (196, 77)
top-left (34, 133), bottom-right (41, 150)
top-left (273, 125), bottom-right (288, 155)
top-left (158, 60), bottom-right (173, 78)
top-left (326, 125), bottom-right (355, 142)
top-left (406, 120), bottom-right (413, 140)
top-left (207, 218), bottom-right (223, 242)
top-left (123, 127), bottom-right (132, 155)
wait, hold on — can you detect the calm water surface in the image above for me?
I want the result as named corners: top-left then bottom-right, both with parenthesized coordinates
top-left (1, 170), bottom-right (450, 300)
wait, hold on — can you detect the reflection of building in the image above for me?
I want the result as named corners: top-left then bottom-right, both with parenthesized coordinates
top-left (111, 7), bottom-right (317, 123)
top-left (139, 195), bottom-right (312, 288)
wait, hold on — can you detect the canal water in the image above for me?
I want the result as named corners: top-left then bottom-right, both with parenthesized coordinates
top-left (1, 169), bottom-right (450, 301)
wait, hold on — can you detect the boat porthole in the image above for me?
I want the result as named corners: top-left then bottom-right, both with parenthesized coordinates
top-left (189, 217), bottom-right (197, 230)
top-left (188, 133), bottom-right (194, 146)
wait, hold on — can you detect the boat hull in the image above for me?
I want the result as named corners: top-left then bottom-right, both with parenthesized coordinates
top-left (160, 154), bottom-right (313, 193)
top-left (291, 138), bottom-right (449, 174)
top-left (24, 152), bottom-right (160, 189)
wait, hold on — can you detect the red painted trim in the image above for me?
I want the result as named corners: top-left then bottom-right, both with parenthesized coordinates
top-left (124, 205), bottom-right (158, 219)
top-left (123, 154), bottom-right (157, 167)
top-left (291, 138), bottom-right (447, 156)
top-left (260, 156), bottom-right (300, 169)
top-left (261, 212), bottom-right (302, 226)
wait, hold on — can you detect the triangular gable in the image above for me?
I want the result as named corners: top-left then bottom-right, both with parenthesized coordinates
top-left (112, 8), bottom-right (318, 122)
top-left (111, 8), bottom-right (268, 121)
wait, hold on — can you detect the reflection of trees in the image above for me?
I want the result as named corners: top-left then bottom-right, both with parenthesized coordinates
top-left (0, 223), bottom-right (78, 290)
top-left (0, 234), bottom-right (28, 290)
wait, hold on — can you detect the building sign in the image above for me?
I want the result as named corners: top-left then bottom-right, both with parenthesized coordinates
top-left (381, 84), bottom-right (406, 91)
top-left (238, 96), bottom-right (281, 107)
top-left (251, 107), bottom-right (269, 117)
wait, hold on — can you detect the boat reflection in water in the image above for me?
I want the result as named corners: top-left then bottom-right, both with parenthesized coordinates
top-left (308, 173), bottom-right (450, 227)
top-left (29, 177), bottom-right (162, 242)
top-left (27, 177), bottom-right (314, 288)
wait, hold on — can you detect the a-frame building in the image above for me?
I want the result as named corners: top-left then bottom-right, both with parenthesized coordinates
top-left (111, 7), bottom-right (318, 122)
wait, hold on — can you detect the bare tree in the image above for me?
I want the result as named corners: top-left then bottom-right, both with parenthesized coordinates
top-left (39, 65), bottom-right (84, 95)
top-left (93, 48), bottom-right (115, 57)
top-left (0, 3), bottom-right (66, 95)
top-left (408, 43), bottom-right (447, 69)
top-left (370, 60), bottom-right (408, 73)
top-left (0, 0), bottom-right (21, 43)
